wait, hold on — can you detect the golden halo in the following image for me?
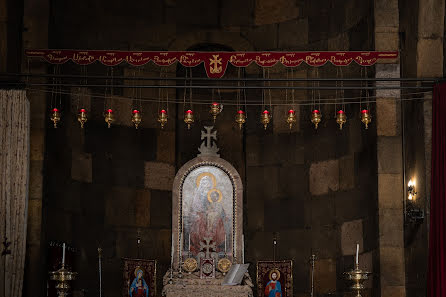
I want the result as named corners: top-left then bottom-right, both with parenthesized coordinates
top-left (207, 188), bottom-right (222, 203)
top-left (268, 269), bottom-right (280, 281)
top-left (196, 172), bottom-right (217, 188)
top-left (134, 267), bottom-right (144, 277)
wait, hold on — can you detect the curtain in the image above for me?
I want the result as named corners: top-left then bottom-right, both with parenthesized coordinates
top-left (428, 83), bottom-right (446, 297)
top-left (0, 90), bottom-right (30, 297)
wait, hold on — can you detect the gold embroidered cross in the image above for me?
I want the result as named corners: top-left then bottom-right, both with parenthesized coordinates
top-left (209, 55), bottom-right (222, 74)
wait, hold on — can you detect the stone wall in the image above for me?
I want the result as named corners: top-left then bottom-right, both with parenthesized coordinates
top-left (27, 0), bottom-right (382, 297)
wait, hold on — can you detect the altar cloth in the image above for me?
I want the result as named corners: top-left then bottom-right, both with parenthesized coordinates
top-left (162, 272), bottom-right (253, 297)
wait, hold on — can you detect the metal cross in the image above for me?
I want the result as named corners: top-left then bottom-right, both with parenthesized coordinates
top-left (199, 237), bottom-right (216, 258)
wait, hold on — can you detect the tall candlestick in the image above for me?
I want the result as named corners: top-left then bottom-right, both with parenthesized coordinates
top-left (62, 243), bottom-right (66, 266)
top-left (356, 243), bottom-right (359, 265)
top-left (98, 248), bottom-right (102, 297)
top-left (170, 234), bottom-right (174, 267)
top-left (225, 235), bottom-right (227, 253)
top-left (188, 234), bottom-right (191, 253)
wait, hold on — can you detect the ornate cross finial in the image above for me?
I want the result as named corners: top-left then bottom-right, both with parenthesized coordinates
top-left (198, 126), bottom-right (220, 157)
top-left (199, 237), bottom-right (216, 258)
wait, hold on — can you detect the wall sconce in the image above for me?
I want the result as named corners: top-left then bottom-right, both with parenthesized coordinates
top-left (406, 179), bottom-right (424, 223)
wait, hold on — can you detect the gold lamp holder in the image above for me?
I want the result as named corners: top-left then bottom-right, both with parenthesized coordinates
top-left (286, 109), bottom-right (296, 129)
top-left (77, 109), bottom-right (87, 129)
top-left (361, 109), bottom-right (371, 129)
top-left (311, 109), bottom-right (322, 129)
top-left (260, 110), bottom-right (271, 130)
top-left (132, 109), bottom-right (142, 129)
top-left (50, 108), bottom-right (61, 128)
top-left (344, 263), bottom-right (371, 297)
top-left (336, 110), bottom-right (347, 130)
top-left (184, 109), bottom-right (194, 129)
top-left (235, 110), bottom-right (246, 130)
top-left (49, 264), bottom-right (77, 297)
top-left (158, 109), bottom-right (168, 129)
top-left (210, 102), bottom-right (223, 122)
top-left (104, 109), bottom-right (115, 128)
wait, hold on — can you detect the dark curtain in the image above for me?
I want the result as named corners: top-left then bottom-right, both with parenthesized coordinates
top-left (428, 83), bottom-right (446, 297)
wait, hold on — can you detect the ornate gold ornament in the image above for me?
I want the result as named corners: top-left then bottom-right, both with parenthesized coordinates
top-left (209, 55), bottom-right (223, 74)
top-left (235, 110), bottom-right (246, 130)
top-left (157, 109), bottom-right (168, 129)
top-left (217, 258), bottom-right (232, 275)
top-left (182, 257), bottom-right (198, 274)
top-left (210, 102), bottom-right (222, 122)
top-left (196, 172), bottom-right (217, 187)
top-left (336, 110), bottom-right (347, 130)
top-left (184, 109), bottom-right (194, 129)
top-left (286, 109), bottom-right (296, 130)
top-left (260, 110), bottom-right (271, 130)
top-left (361, 109), bottom-right (371, 129)
top-left (104, 109), bottom-right (114, 128)
top-left (77, 108), bottom-right (87, 128)
top-left (311, 109), bottom-right (322, 129)
top-left (50, 108), bottom-right (61, 128)
top-left (131, 109), bottom-right (142, 129)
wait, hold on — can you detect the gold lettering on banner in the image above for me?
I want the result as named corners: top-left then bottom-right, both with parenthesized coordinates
top-left (279, 56), bottom-right (303, 65)
top-left (330, 56), bottom-right (353, 65)
top-left (209, 54), bottom-right (222, 74)
top-left (229, 54), bottom-right (251, 65)
top-left (46, 54), bottom-right (68, 63)
top-left (72, 53), bottom-right (95, 63)
top-left (355, 56), bottom-right (376, 65)
top-left (153, 56), bottom-right (177, 64)
top-left (179, 55), bottom-right (201, 65)
top-left (255, 56), bottom-right (277, 65)
top-left (127, 55), bottom-right (151, 64)
top-left (305, 56), bottom-right (326, 64)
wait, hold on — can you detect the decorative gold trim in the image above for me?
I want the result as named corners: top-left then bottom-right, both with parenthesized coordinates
top-left (217, 258), bottom-right (232, 274)
top-left (207, 188), bottom-right (223, 203)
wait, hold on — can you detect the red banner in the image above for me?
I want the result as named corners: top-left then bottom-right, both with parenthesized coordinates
top-left (25, 49), bottom-right (398, 78)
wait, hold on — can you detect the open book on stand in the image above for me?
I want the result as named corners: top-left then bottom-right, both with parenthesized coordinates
top-left (222, 264), bottom-right (250, 286)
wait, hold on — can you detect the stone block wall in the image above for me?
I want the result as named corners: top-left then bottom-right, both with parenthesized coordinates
top-left (29, 1), bottom-right (383, 297)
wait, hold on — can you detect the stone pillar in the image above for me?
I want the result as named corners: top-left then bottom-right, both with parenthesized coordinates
top-left (0, 0), bottom-right (7, 72)
top-left (374, 0), bottom-right (406, 297)
top-left (416, 0), bottom-right (445, 231)
top-left (22, 0), bottom-right (49, 296)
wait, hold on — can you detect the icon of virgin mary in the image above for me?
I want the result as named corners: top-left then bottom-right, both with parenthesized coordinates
top-left (129, 267), bottom-right (149, 297)
top-left (188, 172), bottom-right (228, 254)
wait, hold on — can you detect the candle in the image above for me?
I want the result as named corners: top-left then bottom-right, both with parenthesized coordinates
top-left (225, 235), bottom-right (227, 253)
top-left (242, 235), bottom-right (245, 264)
top-left (356, 243), bottom-right (359, 265)
top-left (62, 243), bottom-right (66, 266)
top-left (188, 234), bottom-right (191, 253)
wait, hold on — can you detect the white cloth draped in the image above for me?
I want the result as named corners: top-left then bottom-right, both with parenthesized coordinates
top-left (0, 90), bottom-right (30, 297)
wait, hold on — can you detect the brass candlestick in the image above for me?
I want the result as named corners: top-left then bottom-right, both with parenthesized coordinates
top-left (49, 264), bottom-right (77, 297)
top-left (344, 263), bottom-right (371, 297)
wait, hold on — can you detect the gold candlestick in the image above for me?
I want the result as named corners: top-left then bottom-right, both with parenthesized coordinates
top-left (344, 263), bottom-right (371, 297)
top-left (49, 264), bottom-right (77, 297)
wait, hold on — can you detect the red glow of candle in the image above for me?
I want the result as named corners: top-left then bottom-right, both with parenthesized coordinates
top-left (132, 109), bottom-right (140, 114)
top-left (212, 102), bottom-right (219, 106)
top-left (237, 110), bottom-right (245, 114)
top-left (107, 109), bottom-right (113, 113)
top-left (160, 109), bottom-right (167, 114)
top-left (361, 109), bottom-right (369, 114)
top-left (186, 110), bottom-right (193, 114)
top-left (79, 108), bottom-right (86, 113)
top-left (337, 110), bottom-right (345, 114)
top-left (288, 109), bottom-right (295, 114)
top-left (312, 109), bottom-right (320, 113)
top-left (52, 108), bottom-right (59, 112)
top-left (263, 110), bottom-right (270, 114)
